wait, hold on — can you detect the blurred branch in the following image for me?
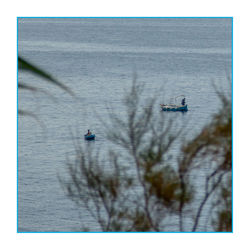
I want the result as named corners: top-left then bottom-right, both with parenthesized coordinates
top-left (18, 82), bottom-right (58, 103)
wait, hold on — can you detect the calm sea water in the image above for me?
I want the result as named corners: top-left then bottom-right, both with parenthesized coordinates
top-left (18, 18), bottom-right (232, 232)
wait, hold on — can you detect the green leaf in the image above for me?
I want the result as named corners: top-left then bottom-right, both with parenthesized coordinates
top-left (18, 56), bottom-right (75, 96)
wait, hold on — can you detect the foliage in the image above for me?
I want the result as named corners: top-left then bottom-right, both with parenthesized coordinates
top-left (179, 85), bottom-right (232, 231)
top-left (61, 80), bottom-right (232, 232)
top-left (18, 56), bottom-right (74, 120)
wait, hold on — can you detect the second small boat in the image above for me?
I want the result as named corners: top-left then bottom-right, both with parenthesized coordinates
top-left (160, 104), bottom-right (188, 112)
top-left (160, 95), bottom-right (188, 112)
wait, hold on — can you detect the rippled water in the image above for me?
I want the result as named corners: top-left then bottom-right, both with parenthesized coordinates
top-left (18, 18), bottom-right (232, 232)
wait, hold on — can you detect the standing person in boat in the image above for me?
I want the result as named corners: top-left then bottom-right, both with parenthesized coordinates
top-left (181, 98), bottom-right (186, 106)
top-left (87, 129), bottom-right (92, 136)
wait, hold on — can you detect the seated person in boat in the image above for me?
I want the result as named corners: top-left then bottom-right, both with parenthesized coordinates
top-left (181, 98), bottom-right (186, 106)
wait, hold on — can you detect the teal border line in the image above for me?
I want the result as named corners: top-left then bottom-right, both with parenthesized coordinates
top-left (17, 16), bottom-right (233, 233)
top-left (18, 16), bottom-right (233, 18)
top-left (17, 17), bottom-right (19, 234)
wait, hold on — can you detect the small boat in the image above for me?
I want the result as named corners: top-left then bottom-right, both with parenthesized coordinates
top-left (84, 134), bottom-right (95, 140)
top-left (160, 95), bottom-right (188, 112)
top-left (160, 104), bottom-right (188, 112)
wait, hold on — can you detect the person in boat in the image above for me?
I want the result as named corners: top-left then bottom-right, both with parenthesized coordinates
top-left (86, 129), bottom-right (92, 136)
top-left (181, 98), bottom-right (186, 106)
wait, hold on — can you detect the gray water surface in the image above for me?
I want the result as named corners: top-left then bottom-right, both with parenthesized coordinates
top-left (18, 18), bottom-right (232, 232)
